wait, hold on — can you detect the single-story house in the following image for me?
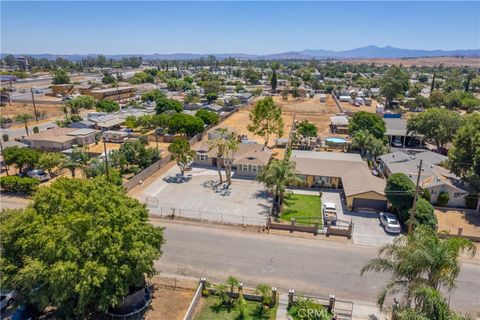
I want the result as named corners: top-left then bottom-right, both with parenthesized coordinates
top-left (20, 128), bottom-right (100, 152)
top-left (384, 118), bottom-right (423, 148)
top-left (238, 92), bottom-right (253, 104)
top-left (330, 115), bottom-right (349, 134)
top-left (193, 141), bottom-right (271, 177)
top-left (379, 150), bottom-right (469, 207)
top-left (69, 119), bottom-right (96, 129)
top-left (201, 103), bottom-right (224, 114)
top-left (291, 150), bottom-right (387, 211)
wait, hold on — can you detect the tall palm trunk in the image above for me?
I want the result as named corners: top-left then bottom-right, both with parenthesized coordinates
top-left (24, 123), bottom-right (29, 136)
top-left (216, 158), bottom-right (223, 184)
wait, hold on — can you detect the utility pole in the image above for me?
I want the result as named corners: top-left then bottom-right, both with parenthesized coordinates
top-left (30, 88), bottom-right (38, 121)
top-left (409, 159), bottom-right (423, 234)
top-left (0, 140), bottom-right (9, 176)
top-left (103, 137), bottom-right (110, 180)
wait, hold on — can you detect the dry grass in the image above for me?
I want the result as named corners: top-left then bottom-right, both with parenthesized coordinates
top-left (435, 209), bottom-right (480, 237)
top-left (343, 57), bottom-right (480, 67)
top-left (1, 102), bottom-right (64, 120)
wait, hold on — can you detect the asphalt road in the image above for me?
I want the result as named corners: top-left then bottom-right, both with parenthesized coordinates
top-left (0, 121), bottom-right (57, 139)
top-left (153, 220), bottom-right (480, 314)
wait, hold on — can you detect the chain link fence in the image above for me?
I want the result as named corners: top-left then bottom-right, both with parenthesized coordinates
top-left (145, 196), bottom-right (268, 226)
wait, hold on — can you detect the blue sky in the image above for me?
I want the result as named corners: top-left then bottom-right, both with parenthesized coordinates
top-left (1, 1), bottom-right (479, 54)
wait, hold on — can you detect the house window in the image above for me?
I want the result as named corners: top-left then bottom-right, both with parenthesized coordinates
top-left (252, 165), bottom-right (258, 172)
top-left (298, 175), bottom-right (306, 181)
top-left (431, 189), bottom-right (438, 195)
top-left (198, 154), bottom-right (207, 161)
top-left (242, 165), bottom-right (248, 171)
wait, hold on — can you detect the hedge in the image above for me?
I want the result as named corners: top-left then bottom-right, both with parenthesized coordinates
top-left (0, 176), bottom-right (40, 195)
top-left (465, 194), bottom-right (479, 210)
top-left (437, 191), bottom-right (450, 207)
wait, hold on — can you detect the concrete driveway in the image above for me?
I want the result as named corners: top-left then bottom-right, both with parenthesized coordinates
top-left (324, 191), bottom-right (398, 247)
top-left (288, 189), bottom-right (398, 247)
top-left (136, 165), bottom-right (272, 225)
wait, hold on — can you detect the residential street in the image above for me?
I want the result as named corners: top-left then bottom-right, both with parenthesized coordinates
top-left (152, 220), bottom-right (480, 315)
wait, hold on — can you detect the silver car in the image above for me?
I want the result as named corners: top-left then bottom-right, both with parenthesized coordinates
top-left (379, 212), bottom-right (401, 234)
top-left (0, 290), bottom-right (16, 310)
top-left (27, 169), bottom-right (51, 182)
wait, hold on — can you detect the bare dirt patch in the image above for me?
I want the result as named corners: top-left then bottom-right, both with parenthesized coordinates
top-left (146, 276), bottom-right (197, 320)
top-left (1, 102), bottom-right (64, 120)
top-left (435, 209), bottom-right (480, 237)
top-left (343, 57), bottom-right (480, 67)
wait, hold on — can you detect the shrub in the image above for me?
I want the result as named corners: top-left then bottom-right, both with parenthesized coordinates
top-left (465, 194), bottom-right (479, 209)
top-left (195, 109), bottom-right (219, 126)
top-left (96, 100), bottom-right (120, 113)
top-left (3, 133), bottom-right (9, 142)
top-left (437, 191), bottom-right (450, 206)
top-left (411, 198), bottom-right (437, 230)
top-left (0, 176), bottom-right (40, 194)
top-left (288, 296), bottom-right (332, 320)
top-left (421, 188), bottom-right (431, 202)
top-left (33, 126), bottom-right (39, 134)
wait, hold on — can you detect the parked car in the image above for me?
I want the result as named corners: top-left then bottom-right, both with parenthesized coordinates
top-left (391, 139), bottom-right (403, 147)
top-left (12, 304), bottom-right (38, 320)
top-left (379, 212), bottom-right (401, 234)
top-left (27, 169), bottom-right (51, 182)
top-left (0, 290), bottom-right (16, 310)
top-left (323, 202), bottom-right (338, 225)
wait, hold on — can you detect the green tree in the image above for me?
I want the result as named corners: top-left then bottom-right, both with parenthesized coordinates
top-left (102, 71), bottom-right (117, 84)
top-left (208, 128), bottom-right (238, 185)
top-left (448, 113), bottom-right (480, 193)
top-left (281, 87), bottom-right (289, 101)
top-left (380, 66), bottom-right (409, 107)
top-left (248, 97), bottom-right (284, 148)
top-left (270, 69), bottom-right (278, 93)
top-left (168, 139), bottom-right (195, 177)
top-left (141, 89), bottom-right (165, 102)
top-left (407, 108), bottom-right (462, 150)
top-left (2, 147), bottom-right (40, 174)
top-left (411, 198), bottom-right (437, 229)
top-left (349, 111), bottom-right (386, 139)
top-left (71, 95), bottom-right (95, 110)
top-left (52, 69), bottom-right (70, 84)
top-left (385, 173), bottom-right (415, 222)
top-left (195, 109), bottom-right (219, 126)
top-left (96, 100), bottom-right (120, 113)
top-left (206, 92), bottom-right (218, 103)
top-left (155, 97), bottom-right (183, 114)
top-left (257, 159), bottom-right (301, 214)
top-left (361, 226), bottom-right (475, 313)
top-left (0, 177), bottom-right (164, 318)
top-left (296, 120), bottom-right (317, 138)
top-left (351, 129), bottom-right (371, 157)
top-left (38, 152), bottom-right (66, 175)
top-left (15, 113), bottom-right (33, 136)
top-left (168, 113), bottom-right (205, 137)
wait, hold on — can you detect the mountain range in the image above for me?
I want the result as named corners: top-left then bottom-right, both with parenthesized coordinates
top-left (2, 46), bottom-right (479, 61)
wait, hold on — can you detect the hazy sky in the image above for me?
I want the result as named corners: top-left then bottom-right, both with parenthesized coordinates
top-left (1, 1), bottom-right (479, 54)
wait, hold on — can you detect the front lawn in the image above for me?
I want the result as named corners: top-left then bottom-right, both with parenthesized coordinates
top-left (280, 193), bottom-right (322, 226)
top-left (194, 295), bottom-right (276, 320)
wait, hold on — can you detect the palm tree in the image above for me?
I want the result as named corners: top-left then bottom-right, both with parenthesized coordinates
top-left (257, 158), bottom-right (301, 214)
top-left (61, 158), bottom-right (81, 178)
top-left (208, 128), bottom-right (239, 185)
top-left (15, 113), bottom-right (33, 136)
top-left (361, 226), bottom-right (476, 311)
top-left (351, 129), bottom-right (371, 157)
top-left (368, 137), bottom-right (388, 160)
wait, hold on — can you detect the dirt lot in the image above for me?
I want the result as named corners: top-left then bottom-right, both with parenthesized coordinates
top-left (343, 56), bottom-right (480, 67)
top-left (335, 96), bottom-right (379, 114)
top-left (214, 107), bottom-right (293, 148)
top-left (1, 102), bottom-right (64, 120)
top-left (435, 209), bottom-right (480, 237)
top-left (146, 276), bottom-right (197, 320)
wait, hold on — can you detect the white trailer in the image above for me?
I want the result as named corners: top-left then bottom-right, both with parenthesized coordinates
top-left (102, 130), bottom-right (128, 143)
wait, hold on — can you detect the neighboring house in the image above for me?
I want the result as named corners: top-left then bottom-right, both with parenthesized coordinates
top-left (379, 150), bottom-right (469, 207)
top-left (192, 141), bottom-right (271, 177)
top-left (291, 151), bottom-right (387, 212)
top-left (69, 119), bottom-right (96, 129)
top-left (86, 86), bottom-right (136, 101)
top-left (20, 128), bottom-right (100, 152)
top-left (90, 114), bottom-right (125, 131)
top-left (330, 115), bottom-right (349, 134)
top-left (238, 92), bottom-right (253, 104)
top-left (201, 103), bottom-right (224, 114)
top-left (384, 118), bottom-right (424, 148)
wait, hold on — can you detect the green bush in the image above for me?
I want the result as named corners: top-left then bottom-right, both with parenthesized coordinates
top-left (96, 100), bottom-right (120, 113)
top-left (0, 176), bottom-right (40, 194)
top-left (465, 194), bottom-right (479, 209)
top-left (421, 188), bottom-right (431, 202)
top-left (411, 198), bottom-right (437, 230)
top-left (437, 191), bottom-right (450, 206)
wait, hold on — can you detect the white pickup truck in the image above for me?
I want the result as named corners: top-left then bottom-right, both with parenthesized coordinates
top-left (323, 202), bottom-right (338, 225)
